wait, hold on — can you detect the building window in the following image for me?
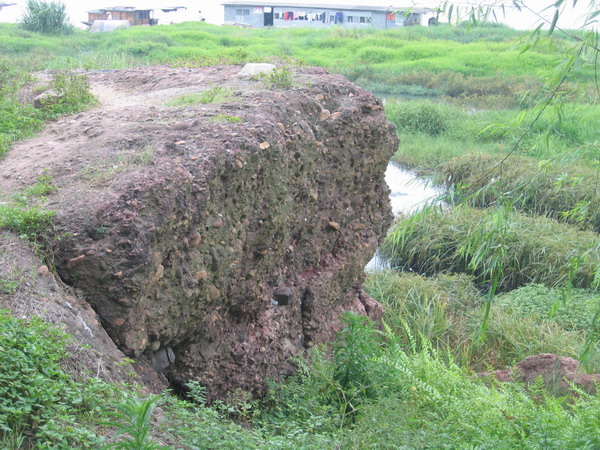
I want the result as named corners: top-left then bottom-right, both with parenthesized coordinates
top-left (235, 9), bottom-right (250, 16)
top-left (347, 16), bottom-right (354, 23)
top-left (134, 10), bottom-right (150, 20)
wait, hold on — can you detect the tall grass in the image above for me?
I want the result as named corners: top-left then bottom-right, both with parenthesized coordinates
top-left (20, 0), bottom-right (73, 35)
top-left (442, 153), bottom-right (600, 232)
top-left (382, 204), bottom-right (600, 292)
top-left (365, 271), bottom-right (600, 371)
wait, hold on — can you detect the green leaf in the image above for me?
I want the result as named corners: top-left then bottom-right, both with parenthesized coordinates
top-left (548, 9), bottom-right (559, 36)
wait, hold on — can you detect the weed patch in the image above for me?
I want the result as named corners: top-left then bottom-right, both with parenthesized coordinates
top-left (167, 86), bottom-right (232, 106)
top-left (0, 204), bottom-right (54, 238)
top-left (259, 66), bottom-right (293, 89)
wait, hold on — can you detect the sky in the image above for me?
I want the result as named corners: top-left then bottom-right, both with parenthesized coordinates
top-left (0, 0), bottom-right (595, 30)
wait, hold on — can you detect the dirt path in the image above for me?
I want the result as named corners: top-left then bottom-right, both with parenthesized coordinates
top-left (0, 66), bottom-right (238, 195)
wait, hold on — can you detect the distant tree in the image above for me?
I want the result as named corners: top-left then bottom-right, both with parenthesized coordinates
top-left (20, 0), bottom-right (73, 34)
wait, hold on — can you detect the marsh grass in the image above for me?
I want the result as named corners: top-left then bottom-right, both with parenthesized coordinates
top-left (382, 204), bottom-right (600, 292)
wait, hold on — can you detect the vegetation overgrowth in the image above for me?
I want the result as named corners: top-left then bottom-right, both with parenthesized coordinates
top-left (2, 13), bottom-right (600, 448)
top-left (3, 310), bottom-right (600, 448)
top-left (365, 271), bottom-right (600, 371)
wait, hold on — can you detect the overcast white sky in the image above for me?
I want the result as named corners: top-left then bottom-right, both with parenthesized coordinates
top-left (0, 1), bottom-right (594, 29)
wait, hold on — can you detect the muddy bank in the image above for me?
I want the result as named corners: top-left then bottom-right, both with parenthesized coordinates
top-left (0, 65), bottom-right (397, 398)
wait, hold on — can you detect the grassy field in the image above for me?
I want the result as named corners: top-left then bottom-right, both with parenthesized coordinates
top-left (1, 18), bottom-right (600, 448)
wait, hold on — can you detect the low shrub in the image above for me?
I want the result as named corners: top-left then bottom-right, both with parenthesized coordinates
top-left (381, 205), bottom-right (600, 291)
top-left (385, 100), bottom-right (457, 136)
top-left (441, 153), bottom-right (600, 232)
top-left (259, 66), bottom-right (293, 89)
top-left (44, 70), bottom-right (96, 115)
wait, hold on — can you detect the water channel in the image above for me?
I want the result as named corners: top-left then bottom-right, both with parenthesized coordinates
top-left (365, 161), bottom-right (442, 270)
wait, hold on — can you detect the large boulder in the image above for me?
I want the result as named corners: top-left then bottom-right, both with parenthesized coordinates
top-left (0, 65), bottom-right (397, 399)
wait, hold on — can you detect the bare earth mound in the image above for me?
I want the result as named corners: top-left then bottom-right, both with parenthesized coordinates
top-left (0, 65), bottom-right (397, 398)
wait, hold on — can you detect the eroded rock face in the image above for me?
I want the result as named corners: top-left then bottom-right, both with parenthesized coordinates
top-left (0, 232), bottom-right (166, 392)
top-left (0, 66), bottom-right (397, 398)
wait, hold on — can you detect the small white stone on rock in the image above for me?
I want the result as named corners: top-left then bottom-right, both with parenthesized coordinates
top-left (238, 63), bottom-right (277, 76)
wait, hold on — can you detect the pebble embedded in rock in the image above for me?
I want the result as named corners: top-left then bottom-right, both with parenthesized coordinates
top-left (152, 348), bottom-right (171, 372)
top-left (196, 270), bottom-right (207, 280)
top-left (319, 109), bottom-right (331, 121)
top-left (207, 285), bottom-right (220, 301)
top-left (37, 265), bottom-right (51, 277)
top-left (327, 221), bottom-right (341, 231)
top-left (66, 255), bottom-right (85, 269)
top-left (190, 233), bottom-right (202, 248)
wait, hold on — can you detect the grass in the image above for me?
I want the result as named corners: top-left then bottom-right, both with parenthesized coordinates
top-left (3, 301), bottom-right (600, 448)
top-left (166, 86), bottom-right (232, 106)
top-left (365, 271), bottom-right (600, 372)
top-left (0, 204), bottom-right (55, 238)
top-left (388, 99), bottom-right (600, 170)
top-left (382, 204), bottom-right (600, 292)
top-left (81, 146), bottom-right (155, 186)
top-left (0, 61), bottom-right (96, 158)
top-left (256, 313), bottom-right (600, 448)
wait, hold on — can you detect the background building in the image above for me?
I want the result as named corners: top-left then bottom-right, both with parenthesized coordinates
top-left (223, 2), bottom-right (435, 29)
